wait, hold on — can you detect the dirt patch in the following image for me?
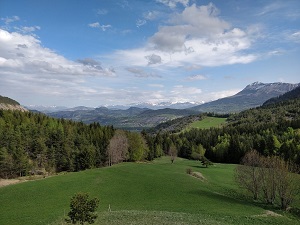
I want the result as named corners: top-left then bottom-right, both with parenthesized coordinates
top-left (253, 210), bottom-right (282, 217)
top-left (190, 172), bottom-right (206, 181)
top-left (0, 179), bottom-right (26, 187)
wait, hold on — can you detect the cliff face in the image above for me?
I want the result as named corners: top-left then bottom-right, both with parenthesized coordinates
top-left (0, 103), bottom-right (28, 112)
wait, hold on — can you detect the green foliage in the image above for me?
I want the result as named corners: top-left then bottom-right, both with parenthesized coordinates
top-left (145, 97), bottom-right (300, 165)
top-left (127, 132), bottom-right (149, 161)
top-left (66, 192), bottom-right (99, 224)
top-left (0, 110), bottom-right (114, 178)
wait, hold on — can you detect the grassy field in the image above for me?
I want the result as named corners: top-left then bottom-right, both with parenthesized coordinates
top-left (186, 116), bottom-right (227, 130)
top-left (0, 157), bottom-right (300, 225)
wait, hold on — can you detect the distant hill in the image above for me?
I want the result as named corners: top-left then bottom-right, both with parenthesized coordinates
top-left (0, 95), bottom-right (27, 112)
top-left (47, 106), bottom-right (197, 131)
top-left (190, 82), bottom-right (299, 114)
top-left (149, 85), bottom-right (300, 134)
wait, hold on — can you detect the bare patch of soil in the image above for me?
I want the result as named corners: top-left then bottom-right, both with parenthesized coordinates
top-left (190, 172), bottom-right (206, 181)
top-left (253, 210), bottom-right (282, 217)
top-left (0, 179), bottom-right (25, 187)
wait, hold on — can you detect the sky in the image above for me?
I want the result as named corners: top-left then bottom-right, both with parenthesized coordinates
top-left (0, 0), bottom-right (300, 107)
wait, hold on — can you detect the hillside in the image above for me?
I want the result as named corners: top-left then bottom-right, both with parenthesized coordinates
top-left (144, 88), bottom-right (300, 164)
top-left (1, 158), bottom-right (299, 225)
top-left (0, 95), bottom-right (27, 112)
top-left (190, 82), bottom-right (299, 113)
top-left (263, 85), bottom-right (300, 106)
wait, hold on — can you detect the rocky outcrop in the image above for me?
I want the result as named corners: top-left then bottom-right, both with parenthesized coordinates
top-left (0, 103), bottom-right (28, 112)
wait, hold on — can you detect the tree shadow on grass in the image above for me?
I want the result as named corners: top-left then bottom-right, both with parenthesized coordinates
top-left (189, 189), bottom-right (255, 208)
top-left (190, 165), bottom-right (209, 169)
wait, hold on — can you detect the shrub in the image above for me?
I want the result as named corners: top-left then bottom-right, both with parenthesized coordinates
top-left (66, 192), bottom-right (99, 224)
top-left (186, 168), bottom-right (193, 175)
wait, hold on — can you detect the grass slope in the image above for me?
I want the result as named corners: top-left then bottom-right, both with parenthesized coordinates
top-left (186, 116), bottom-right (227, 130)
top-left (0, 157), bottom-right (299, 225)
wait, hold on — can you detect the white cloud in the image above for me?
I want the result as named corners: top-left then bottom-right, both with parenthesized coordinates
top-left (257, 2), bottom-right (283, 16)
top-left (148, 83), bottom-right (164, 88)
top-left (290, 31), bottom-right (300, 43)
top-left (88, 22), bottom-right (111, 31)
top-left (136, 19), bottom-right (146, 28)
top-left (1, 16), bottom-right (20, 24)
top-left (156, 0), bottom-right (189, 9)
top-left (186, 74), bottom-right (208, 81)
top-left (0, 29), bottom-right (115, 77)
top-left (14, 26), bottom-right (41, 33)
top-left (97, 9), bottom-right (108, 15)
top-left (88, 22), bottom-right (100, 28)
top-left (143, 11), bottom-right (160, 20)
top-left (203, 89), bottom-right (240, 101)
top-left (111, 3), bottom-right (257, 70)
top-left (126, 67), bottom-right (161, 78)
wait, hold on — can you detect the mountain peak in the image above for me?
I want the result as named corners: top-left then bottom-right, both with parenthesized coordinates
top-left (191, 81), bottom-right (299, 113)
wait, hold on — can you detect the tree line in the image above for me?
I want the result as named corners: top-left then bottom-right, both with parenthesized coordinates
top-left (0, 110), bottom-right (151, 178)
top-left (235, 150), bottom-right (299, 210)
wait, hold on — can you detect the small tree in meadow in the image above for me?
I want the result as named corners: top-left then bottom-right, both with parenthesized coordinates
top-left (66, 192), bottom-right (99, 225)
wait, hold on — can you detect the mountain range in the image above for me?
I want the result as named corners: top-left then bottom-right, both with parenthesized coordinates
top-left (1, 81), bottom-right (299, 131)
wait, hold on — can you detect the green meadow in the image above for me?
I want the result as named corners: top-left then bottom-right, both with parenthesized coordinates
top-left (0, 157), bottom-right (299, 225)
top-left (186, 117), bottom-right (227, 130)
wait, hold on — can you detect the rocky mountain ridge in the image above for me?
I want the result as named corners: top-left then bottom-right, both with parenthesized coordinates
top-left (190, 82), bottom-right (299, 113)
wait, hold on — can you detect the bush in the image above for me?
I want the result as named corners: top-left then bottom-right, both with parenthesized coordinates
top-left (186, 168), bottom-right (193, 175)
top-left (66, 192), bottom-right (99, 224)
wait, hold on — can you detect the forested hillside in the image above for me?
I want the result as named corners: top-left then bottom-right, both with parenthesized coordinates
top-left (145, 97), bottom-right (300, 165)
top-left (0, 95), bottom-right (20, 105)
top-left (263, 85), bottom-right (300, 106)
top-left (0, 110), bottom-right (115, 178)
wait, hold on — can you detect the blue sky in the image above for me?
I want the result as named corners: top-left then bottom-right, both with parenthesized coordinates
top-left (0, 0), bottom-right (300, 107)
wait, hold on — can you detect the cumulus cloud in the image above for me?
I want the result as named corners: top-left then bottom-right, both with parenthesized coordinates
top-left (145, 54), bottom-right (162, 65)
top-left (112, 3), bottom-right (258, 69)
top-left (0, 29), bottom-right (115, 77)
top-left (150, 3), bottom-right (231, 53)
top-left (126, 67), bottom-right (162, 78)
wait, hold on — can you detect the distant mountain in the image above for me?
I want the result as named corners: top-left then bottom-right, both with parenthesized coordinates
top-left (0, 95), bottom-right (27, 112)
top-left (47, 106), bottom-right (198, 131)
top-left (25, 105), bottom-right (69, 113)
top-left (104, 101), bottom-right (201, 110)
top-left (190, 82), bottom-right (299, 114)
